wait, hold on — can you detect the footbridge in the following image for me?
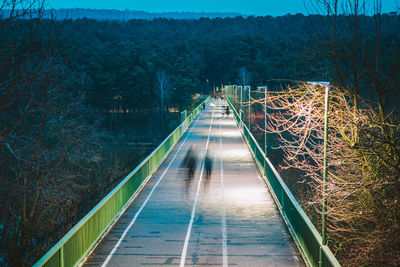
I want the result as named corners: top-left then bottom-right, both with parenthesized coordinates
top-left (34, 94), bottom-right (340, 267)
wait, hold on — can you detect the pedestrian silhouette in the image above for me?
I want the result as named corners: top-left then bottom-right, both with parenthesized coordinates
top-left (182, 145), bottom-right (197, 192)
top-left (204, 150), bottom-right (213, 191)
top-left (225, 106), bottom-right (230, 116)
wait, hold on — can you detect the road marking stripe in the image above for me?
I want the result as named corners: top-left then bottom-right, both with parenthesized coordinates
top-left (220, 116), bottom-right (228, 267)
top-left (101, 109), bottom-right (204, 267)
top-left (179, 107), bottom-right (215, 267)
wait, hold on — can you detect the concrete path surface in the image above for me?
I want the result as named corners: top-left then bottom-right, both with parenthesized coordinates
top-left (85, 99), bottom-right (304, 267)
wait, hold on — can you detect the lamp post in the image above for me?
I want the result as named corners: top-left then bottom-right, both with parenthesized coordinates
top-left (258, 86), bottom-right (268, 175)
top-left (246, 86), bottom-right (251, 130)
top-left (239, 86), bottom-right (243, 127)
top-left (264, 86), bottom-right (268, 159)
top-left (240, 86), bottom-right (243, 113)
top-left (258, 86), bottom-right (268, 158)
top-left (307, 81), bottom-right (330, 267)
top-left (233, 85), bottom-right (237, 109)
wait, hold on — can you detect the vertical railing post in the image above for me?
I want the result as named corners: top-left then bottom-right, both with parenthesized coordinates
top-left (60, 246), bottom-right (64, 267)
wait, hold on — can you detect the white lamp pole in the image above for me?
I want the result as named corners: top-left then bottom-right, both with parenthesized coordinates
top-left (307, 81), bottom-right (330, 267)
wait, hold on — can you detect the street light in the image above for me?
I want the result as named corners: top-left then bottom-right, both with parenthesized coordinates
top-left (257, 86), bottom-right (268, 158)
top-left (233, 85), bottom-right (237, 110)
top-left (239, 86), bottom-right (243, 111)
top-left (264, 86), bottom-right (268, 159)
top-left (258, 86), bottom-right (268, 176)
top-left (307, 81), bottom-right (330, 267)
top-left (239, 86), bottom-right (243, 128)
top-left (245, 85), bottom-right (251, 130)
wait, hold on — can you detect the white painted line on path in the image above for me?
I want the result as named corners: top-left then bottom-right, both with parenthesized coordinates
top-left (101, 110), bottom-right (204, 267)
top-left (220, 117), bottom-right (228, 267)
top-left (179, 107), bottom-right (215, 267)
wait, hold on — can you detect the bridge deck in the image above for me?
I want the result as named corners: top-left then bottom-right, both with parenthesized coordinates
top-left (85, 99), bottom-right (304, 267)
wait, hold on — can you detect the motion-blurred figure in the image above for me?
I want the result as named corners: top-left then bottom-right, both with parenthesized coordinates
top-left (182, 145), bottom-right (197, 192)
top-left (204, 150), bottom-right (213, 190)
top-left (225, 106), bottom-right (230, 116)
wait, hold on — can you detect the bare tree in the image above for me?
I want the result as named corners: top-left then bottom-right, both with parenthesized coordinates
top-left (306, 0), bottom-right (400, 145)
top-left (0, 1), bottom-right (121, 265)
top-left (237, 66), bottom-right (252, 87)
top-left (300, 4), bottom-right (400, 263)
top-left (263, 82), bottom-right (400, 266)
top-left (155, 70), bottom-right (170, 119)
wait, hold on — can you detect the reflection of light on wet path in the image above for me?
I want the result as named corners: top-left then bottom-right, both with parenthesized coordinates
top-left (226, 185), bottom-right (267, 206)
top-left (88, 99), bottom-right (303, 267)
top-left (219, 130), bottom-right (242, 138)
top-left (213, 147), bottom-right (252, 162)
top-left (198, 179), bottom-right (274, 221)
top-left (219, 120), bottom-right (236, 126)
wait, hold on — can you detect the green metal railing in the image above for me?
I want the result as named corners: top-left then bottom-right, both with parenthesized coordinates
top-left (225, 94), bottom-right (340, 267)
top-left (34, 97), bottom-right (210, 267)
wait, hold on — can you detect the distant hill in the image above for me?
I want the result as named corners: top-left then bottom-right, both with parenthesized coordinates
top-left (1, 8), bottom-right (244, 20)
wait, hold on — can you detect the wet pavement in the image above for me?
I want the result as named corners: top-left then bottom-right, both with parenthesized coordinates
top-left (85, 99), bottom-right (304, 267)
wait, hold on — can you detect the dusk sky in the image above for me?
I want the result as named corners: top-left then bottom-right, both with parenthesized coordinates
top-left (47, 0), bottom-right (399, 16)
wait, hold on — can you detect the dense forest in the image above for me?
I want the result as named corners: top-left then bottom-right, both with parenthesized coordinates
top-left (0, 8), bottom-right (243, 20)
top-left (0, 0), bottom-right (399, 266)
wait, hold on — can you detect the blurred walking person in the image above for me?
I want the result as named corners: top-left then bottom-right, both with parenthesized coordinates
top-left (204, 150), bottom-right (213, 191)
top-left (225, 106), bottom-right (230, 116)
top-left (182, 145), bottom-right (197, 192)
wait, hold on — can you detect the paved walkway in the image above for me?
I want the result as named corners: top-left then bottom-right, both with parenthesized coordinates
top-left (85, 99), bottom-right (304, 267)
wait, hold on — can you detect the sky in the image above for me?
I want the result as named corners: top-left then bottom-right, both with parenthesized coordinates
top-left (46, 0), bottom-right (399, 16)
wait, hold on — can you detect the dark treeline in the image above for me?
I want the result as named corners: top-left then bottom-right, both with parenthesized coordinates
top-left (1, 8), bottom-right (243, 20)
top-left (50, 13), bottom-right (399, 107)
top-left (0, 2), bottom-right (399, 265)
